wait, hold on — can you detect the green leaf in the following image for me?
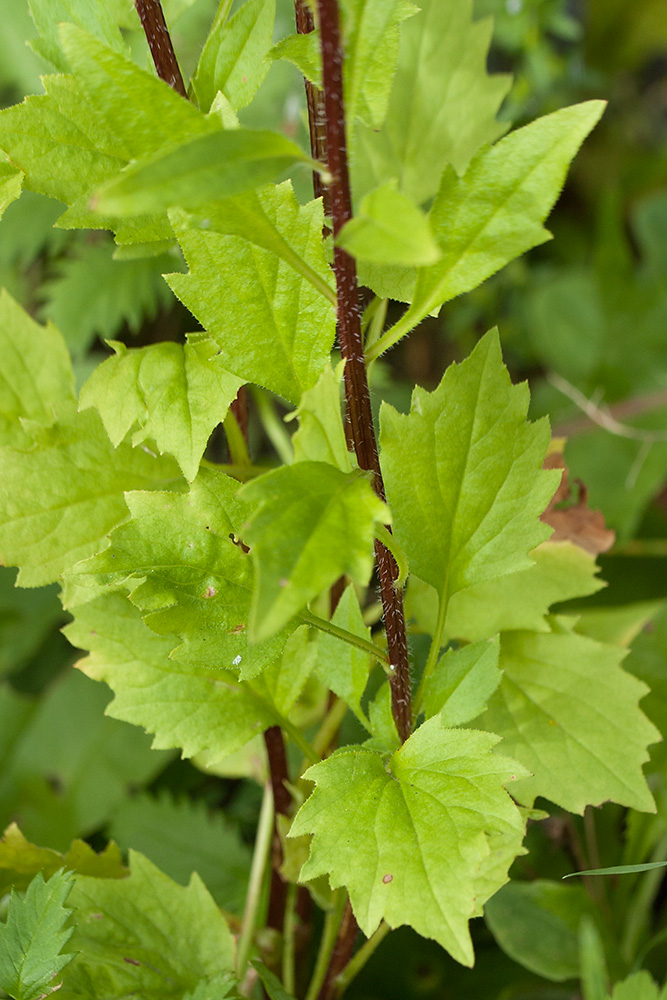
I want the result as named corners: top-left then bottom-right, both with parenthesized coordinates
top-left (290, 716), bottom-right (527, 965)
top-left (79, 337), bottom-right (244, 480)
top-left (336, 181), bottom-right (441, 267)
top-left (423, 637), bottom-right (501, 726)
top-left (406, 542), bottom-right (605, 643)
top-left (65, 593), bottom-right (278, 765)
top-left (477, 622), bottom-right (659, 813)
top-left (252, 961), bottom-right (297, 1000)
top-left (240, 463), bottom-right (389, 642)
top-left (341, 0), bottom-right (418, 130)
top-left (73, 471), bottom-right (293, 680)
top-left (63, 852), bottom-right (235, 998)
top-left (41, 243), bottom-right (178, 360)
top-left (0, 160), bottom-right (23, 221)
top-left (193, 0), bottom-right (276, 113)
top-left (0, 670), bottom-right (169, 851)
top-left (108, 792), bottom-right (251, 913)
top-left (95, 128), bottom-right (316, 218)
top-left (380, 331), bottom-right (557, 614)
top-left (183, 974), bottom-right (242, 1000)
top-left (485, 879), bottom-right (595, 982)
top-left (351, 0), bottom-right (511, 203)
top-left (367, 102), bottom-right (606, 359)
top-left (0, 824), bottom-right (127, 896)
top-left (0, 290), bottom-right (75, 446)
top-left (314, 585), bottom-right (372, 727)
top-left (0, 869), bottom-right (74, 1000)
top-left (168, 186), bottom-right (336, 404)
top-left (0, 403), bottom-right (179, 587)
top-left (563, 862), bottom-right (667, 879)
top-left (611, 972), bottom-right (666, 1000)
top-left (27, 0), bottom-right (127, 72)
top-left (252, 626), bottom-right (317, 716)
top-left (289, 361), bottom-right (351, 471)
top-left (270, 32), bottom-right (322, 87)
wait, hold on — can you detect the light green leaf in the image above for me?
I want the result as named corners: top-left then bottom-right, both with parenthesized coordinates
top-left (183, 974), bottom-right (241, 1000)
top-left (424, 637), bottom-right (501, 726)
top-left (270, 32), bottom-right (322, 87)
top-left (41, 243), bottom-right (178, 360)
top-left (291, 716), bottom-right (527, 965)
top-left (108, 792), bottom-right (251, 913)
top-left (63, 852), bottom-right (235, 998)
top-left (253, 626), bottom-right (317, 716)
top-left (79, 337), bottom-right (244, 481)
top-left (478, 622), bottom-right (659, 813)
top-left (0, 290), bottom-right (75, 446)
top-left (367, 101), bottom-right (606, 359)
top-left (0, 403), bottom-right (179, 587)
top-left (0, 870), bottom-right (74, 1000)
top-left (73, 470), bottom-right (292, 679)
top-left (65, 593), bottom-right (278, 765)
top-left (168, 187), bottom-right (335, 403)
top-left (193, 0), bottom-right (276, 113)
top-left (0, 670), bottom-right (169, 851)
top-left (289, 361), bottom-right (351, 471)
top-left (240, 462), bottom-right (389, 642)
top-left (611, 972), bottom-right (665, 1000)
top-left (406, 542), bottom-right (605, 643)
top-left (95, 128), bottom-right (316, 218)
top-left (0, 160), bottom-right (23, 221)
top-left (253, 961), bottom-right (297, 1000)
top-left (0, 824), bottom-right (127, 896)
top-left (380, 331), bottom-right (558, 612)
top-left (351, 0), bottom-right (511, 202)
top-left (336, 181), bottom-right (441, 267)
top-left (314, 585), bottom-right (372, 726)
top-left (341, 0), bottom-right (418, 130)
top-left (28, 0), bottom-right (127, 72)
top-left (367, 680), bottom-right (399, 750)
top-left (485, 879), bottom-right (595, 982)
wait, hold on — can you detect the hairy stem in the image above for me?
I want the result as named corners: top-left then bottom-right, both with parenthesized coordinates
top-left (315, 0), bottom-right (412, 744)
top-left (299, 609), bottom-right (390, 667)
top-left (134, 0), bottom-right (187, 97)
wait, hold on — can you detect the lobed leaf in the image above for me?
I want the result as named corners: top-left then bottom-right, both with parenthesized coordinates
top-left (291, 716), bottom-right (528, 965)
top-left (240, 462), bottom-right (389, 642)
top-left (0, 824), bottom-right (127, 896)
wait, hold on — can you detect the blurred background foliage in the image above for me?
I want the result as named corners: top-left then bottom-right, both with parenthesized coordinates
top-left (0, 1), bottom-right (666, 998)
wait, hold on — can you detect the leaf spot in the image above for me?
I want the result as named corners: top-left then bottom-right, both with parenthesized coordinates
top-left (203, 586), bottom-right (217, 598)
top-left (382, 873), bottom-right (393, 883)
top-left (123, 957), bottom-right (141, 966)
top-left (233, 654), bottom-right (242, 666)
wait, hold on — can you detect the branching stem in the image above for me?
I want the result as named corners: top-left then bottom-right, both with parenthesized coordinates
top-left (315, 0), bottom-right (412, 745)
top-left (134, 0), bottom-right (187, 97)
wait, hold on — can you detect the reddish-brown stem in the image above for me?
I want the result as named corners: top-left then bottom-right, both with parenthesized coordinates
top-left (315, 0), bottom-right (412, 743)
top-left (316, 900), bottom-right (359, 1000)
top-left (230, 386), bottom-right (249, 444)
top-left (295, 1), bottom-right (329, 214)
top-left (134, 0), bottom-right (187, 97)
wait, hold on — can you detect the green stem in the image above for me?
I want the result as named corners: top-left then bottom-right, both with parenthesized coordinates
top-left (364, 308), bottom-right (417, 364)
top-left (305, 890), bottom-right (347, 1000)
top-left (363, 297), bottom-right (388, 352)
top-left (300, 609), bottom-right (390, 666)
top-left (334, 922), bottom-right (391, 997)
top-left (282, 882), bottom-right (298, 995)
top-left (224, 409), bottom-right (251, 467)
top-left (412, 592), bottom-right (448, 719)
top-left (236, 782), bottom-right (274, 977)
top-left (280, 238), bottom-right (338, 306)
top-left (374, 524), bottom-right (408, 590)
top-left (253, 388), bottom-right (295, 465)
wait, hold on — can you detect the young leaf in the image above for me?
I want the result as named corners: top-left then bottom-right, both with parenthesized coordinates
top-left (168, 186), bottom-right (336, 404)
top-left (289, 361), bottom-right (351, 470)
top-left (423, 637), bottom-right (502, 726)
top-left (65, 593), bottom-right (278, 765)
top-left (314, 585), bottom-right (372, 727)
top-left (27, 0), bottom-right (127, 72)
top-left (63, 852), bottom-right (235, 998)
top-left (367, 101), bottom-right (606, 359)
top-left (336, 181), bottom-right (441, 267)
top-left (74, 471), bottom-right (293, 679)
top-left (240, 463), bottom-right (389, 642)
top-left (351, 0), bottom-right (511, 203)
top-left (0, 289), bottom-right (75, 445)
top-left (380, 331), bottom-right (558, 615)
top-left (193, 0), bottom-right (276, 113)
top-left (79, 337), bottom-right (244, 481)
top-left (0, 869), bottom-right (74, 1000)
top-left (108, 792), bottom-right (251, 913)
top-left (0, 824), bottom-right (127, 896)
top-left (290, 716), bottom-right (527, 965)
top-left (0, 403), bottom-right (179, 587)
top-left (477, 622), bottom-right (660, 813)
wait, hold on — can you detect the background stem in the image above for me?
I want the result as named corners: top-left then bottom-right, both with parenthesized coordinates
top-left (314, 0), bottom-right (412, 744)
top-left (134, 0), bottom-right (187, 97)
top-left (237, 783), bottom-right (274, 976)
